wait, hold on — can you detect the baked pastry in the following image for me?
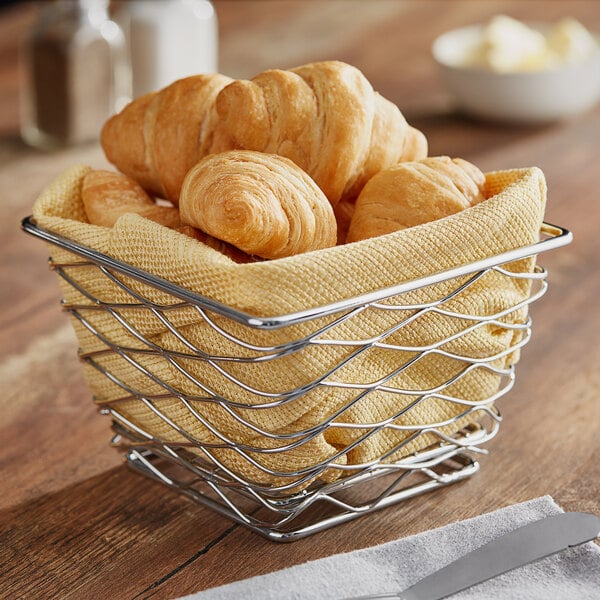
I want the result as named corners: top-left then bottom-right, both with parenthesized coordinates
top-left (179, 150), bottom-right (338, 259)
top-left (215, 61), bottom-right (427, 206)
top-left (346, 156), bottom-right (486, 242)
top-left (100, 62), bottom-right (426, 208)
top-left (82, 169), bottom-right (181, 228)
top-left (100, 73), bottom-right (233, 204)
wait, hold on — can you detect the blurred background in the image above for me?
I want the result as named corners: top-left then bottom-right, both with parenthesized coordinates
top-left (0, 1), bottom-right (598, 141)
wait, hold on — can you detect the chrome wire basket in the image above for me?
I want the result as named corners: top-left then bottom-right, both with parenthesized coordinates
top-left (23, 217), bottom-right (571, 541)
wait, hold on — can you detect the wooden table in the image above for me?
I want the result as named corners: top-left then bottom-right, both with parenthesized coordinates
top-left (1, 1), bottom-right (599, 598)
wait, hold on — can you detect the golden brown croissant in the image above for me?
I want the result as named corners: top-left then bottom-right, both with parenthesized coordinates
top-left (346, 156), bottom-right (486, 243)
top-left (82, 169), bottom-right (181, 228)
top-left (215, 61), bottom-right (428, 206)
top-left (179, 150), bottom-right (338, 259)
top-left (100, 74), bottom-right (233, 204)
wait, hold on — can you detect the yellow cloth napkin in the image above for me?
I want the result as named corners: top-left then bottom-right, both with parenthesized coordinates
top-left (32, 165), bottom-right (547, 491)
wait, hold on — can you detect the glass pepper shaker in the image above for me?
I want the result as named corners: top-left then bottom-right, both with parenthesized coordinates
top-left (20, 0), bottom-right (131, 150)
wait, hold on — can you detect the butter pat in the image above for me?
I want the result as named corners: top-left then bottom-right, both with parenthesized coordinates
top-left (481, 15), bottom-right (549, 72)
top-left (546, 17), bottom-right (600, 65)
top-left (466, 15), bottom-right (599, 72)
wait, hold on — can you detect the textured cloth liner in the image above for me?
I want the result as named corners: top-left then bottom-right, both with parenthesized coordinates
top-left (178, 496), bottom-right (600, 600)
top-left (32, 165), bottom-right (547, 488)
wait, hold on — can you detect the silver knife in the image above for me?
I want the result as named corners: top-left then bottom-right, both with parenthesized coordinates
top-left (344, 511), bottom-right (600, 600)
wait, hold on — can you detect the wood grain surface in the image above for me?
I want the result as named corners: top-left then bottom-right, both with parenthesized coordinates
top-left (1, 1), bottom-right (599, 599)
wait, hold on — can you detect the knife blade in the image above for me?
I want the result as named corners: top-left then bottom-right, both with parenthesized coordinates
top-left (345, 511), bottom-right (600, 600)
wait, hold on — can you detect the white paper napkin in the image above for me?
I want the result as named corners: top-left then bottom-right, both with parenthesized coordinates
top-left (179, 496), bottom-right (600, 600)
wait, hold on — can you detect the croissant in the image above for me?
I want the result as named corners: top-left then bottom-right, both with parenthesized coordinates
top-left (82, 169), bottom-right (181, 228)
top-left (179, 150), bottom-right (338, 259)
top-left (100, 73), bottom-right (233, 204)
top-left (346, 156), bottom-right (487, 243)
top-left (215, 60), bottom-right (428, 206)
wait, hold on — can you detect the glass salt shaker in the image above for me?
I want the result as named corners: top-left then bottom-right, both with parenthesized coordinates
top-left (20, 0), bottom-right (131, 150)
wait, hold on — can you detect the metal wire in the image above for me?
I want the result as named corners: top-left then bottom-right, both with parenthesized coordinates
top-left (22, 217), bottom-right (572, 541)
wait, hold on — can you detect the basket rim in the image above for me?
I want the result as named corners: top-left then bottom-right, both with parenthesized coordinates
top-left (22, 216), bottom-right (572, 330)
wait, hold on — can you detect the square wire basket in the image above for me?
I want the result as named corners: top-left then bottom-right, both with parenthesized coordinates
top-left (23, 217), bottom-right (571, 542)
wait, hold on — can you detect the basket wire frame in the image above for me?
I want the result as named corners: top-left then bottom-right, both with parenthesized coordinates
top-left (22, 217), bottom-right (572, 541)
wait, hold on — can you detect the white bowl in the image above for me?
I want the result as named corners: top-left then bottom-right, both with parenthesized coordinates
top-left (432, 23), bottom-right (600, 124)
